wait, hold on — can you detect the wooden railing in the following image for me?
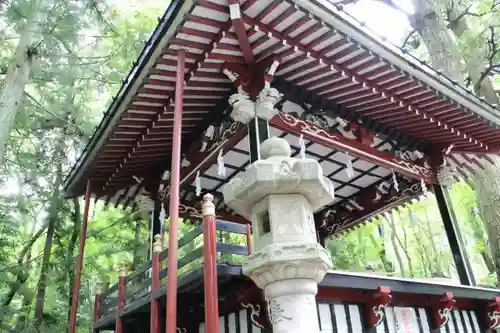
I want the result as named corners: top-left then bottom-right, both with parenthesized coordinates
top-left (94, 219), bottom-right (250, 324)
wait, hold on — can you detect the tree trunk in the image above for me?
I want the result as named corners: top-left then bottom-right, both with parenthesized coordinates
top-left (386, 214), bottom-right (406, 277)
top-left (445, 2), bottom-right (499, 103)
top-left (34, 140), bottom-right (65, 326)
top-left (422, 208), bottom-right (444, 276)
top-left (132, 216), bottom-right (142, 271)
top-left (444, 1), bottom-right (500, 283)
top-left (372, 0), bottom-right (500, 282)
top-left (373, 223), bottom-right (394, 273)
top-left (468, 207), bottom-right (495, 275)
top-left (409, 0), bottom-right (463, 80)
top-left (0, 226), bottom-right (45, 328)
top-left (473, 161), bottom-right (500, 285)
top-left (0, 19), bottom-right (36, 163)
top-left (395, 210), bottom-right (414, 277)
top-left (407, 208), bottom-right (430, 277)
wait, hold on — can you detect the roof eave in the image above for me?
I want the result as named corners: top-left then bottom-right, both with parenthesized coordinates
top-left (299, 0), bottom-right (500, 129)
top-left (63, 0), bottom-right (196, 197)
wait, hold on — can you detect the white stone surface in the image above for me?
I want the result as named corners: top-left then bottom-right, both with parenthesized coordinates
top-left (255, 87), bottom-right (282, 120)
top-left (222, 137), bottom-right (334, 333)
top-left (228, 92), bottom-right (255, 124)
top-left (223, 137), bottom-right (335, 219)
top-left (267, 289), bottom-right (319, 333)
top-left (228, 86), bottom-right (282, 124)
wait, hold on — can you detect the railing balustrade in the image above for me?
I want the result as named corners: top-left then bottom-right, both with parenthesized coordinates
top-left (93, 219), bottom-right (250, 323)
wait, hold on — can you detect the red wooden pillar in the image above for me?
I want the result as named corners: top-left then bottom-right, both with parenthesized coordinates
top-left (115, 264), bottom-right (127, 333)
top-left (92, 282), bottom-right (102, 333)
top-left (165, 49), bottom-right (185, 333)
top-left (150, 235), bottom-right (162, 333)
top-left (202, 193), bottom-right (219, 333)
top-left (68, 180), bottom-right (92, 333)
top-left (246, 224), bottom-right (253, 255)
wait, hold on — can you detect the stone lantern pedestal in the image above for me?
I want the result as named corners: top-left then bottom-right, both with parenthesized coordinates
top-left (222, 137), bottom-right (334, 333)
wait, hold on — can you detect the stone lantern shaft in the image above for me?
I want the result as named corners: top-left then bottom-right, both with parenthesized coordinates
top-left (223, 137), bottom-right (334, 333)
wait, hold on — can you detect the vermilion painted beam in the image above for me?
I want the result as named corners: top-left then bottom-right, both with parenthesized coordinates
top-left (269, 112), bottom-right (436, 183)
top-left (202, 195), bottom-right (220, 333)
top-left (316, 286), bottom-right (477, 310)
top-left (165, 49), bottom-right (185, 333)
top-left (226, 0), bottom-right (255, 66)
top-left (68, 181), bottom-right (92, 333)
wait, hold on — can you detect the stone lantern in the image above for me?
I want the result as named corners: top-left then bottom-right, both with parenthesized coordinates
top-left (222, 137), bottom-right (334, 333)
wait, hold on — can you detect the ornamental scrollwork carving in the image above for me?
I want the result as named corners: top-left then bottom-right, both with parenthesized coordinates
top-left (384, 182), bottom-right (422, 204)
top-left (488, 311), bottom-right (500, 330)
top-left (241, 303), bottom-right (265, 329)
top-left (278, 112), bottom-right (343, 143)
top-left (394, 158), bottom-right (432, 178)
top-left (178, 203), bottom-right (203, 219)
top-left (267, 299), bottom-right (292, 326)
top-left (210, 121), bottom-right (240, 151)
top-left (298, 103), bottom-right (329, 131)
top-left (487, 297), bottom-right (500, 330)
top-left (365, 286), bottom-right (391, 328)
top-left (430, 292), bottom-right (455, 329)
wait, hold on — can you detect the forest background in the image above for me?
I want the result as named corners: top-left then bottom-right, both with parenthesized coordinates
top-left (0, 0), bottom-right (500, 331)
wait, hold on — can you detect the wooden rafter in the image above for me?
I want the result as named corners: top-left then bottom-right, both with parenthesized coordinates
top-left (102, 21), bottom-right (236, 191)
top-left (240, 14), bottom-right (487, 150)
top-left (225, 0), bottom-right (255, 66)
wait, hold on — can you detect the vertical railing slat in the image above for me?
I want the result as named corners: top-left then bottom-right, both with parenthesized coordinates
top-left (150, 235), bottom-right (162, 333)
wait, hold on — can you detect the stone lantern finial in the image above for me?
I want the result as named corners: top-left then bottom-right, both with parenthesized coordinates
top-left (202, 193), bottom-right (215, 217)
top-left (259, 136), bottom-right (291, 159)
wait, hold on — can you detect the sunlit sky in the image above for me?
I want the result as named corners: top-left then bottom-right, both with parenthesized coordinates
top-left (342, 0), bottom-right (414, 44)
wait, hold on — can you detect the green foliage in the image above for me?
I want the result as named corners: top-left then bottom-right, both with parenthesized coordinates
top-left (0, 0), bottom-right (166, 331)
top-left (328, 182), bottom-right (495, 285)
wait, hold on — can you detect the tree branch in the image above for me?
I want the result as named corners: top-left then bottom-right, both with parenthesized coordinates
top-left (474, 26), bottom-right (500, 91)
top-left (24, 92), bottom-right (85, 135)
top-left (447, 0), bottom-right (500, 29)
top-left (401, 29), bottom-right (417, 49)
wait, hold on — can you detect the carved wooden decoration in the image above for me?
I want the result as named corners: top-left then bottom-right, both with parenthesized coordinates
top-left (316, 177), bottom-right (423, 235)
top-left (241, 303), bottom-right (265, 329)
top-left (364, 286), bottom-right (392, 328)
top-left (269, 112), bottom-right (435, 183)
top-left (486, 296), bottom-right (500, 330)
top-left (430, 292), bottom-right (455, 329)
